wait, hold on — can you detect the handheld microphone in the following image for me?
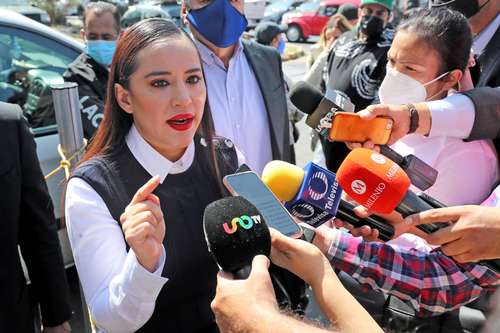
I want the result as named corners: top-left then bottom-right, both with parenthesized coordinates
top-left (289, 81), bottom-right (354, 137)
top-left (203, 196), bottom-right (271, 279)
top-left (262, 160), bottom-right (395, 241)
top-left (289, 81), bottom-right (438, 191)
top-left (336, 148), bottom-right (449, 234)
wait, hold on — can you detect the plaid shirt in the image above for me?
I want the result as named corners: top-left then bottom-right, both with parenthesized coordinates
top-left (327, 230), bottom-right (500, 317)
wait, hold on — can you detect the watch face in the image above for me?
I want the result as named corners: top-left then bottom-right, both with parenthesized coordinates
top-left (407, 104), bottom-right (419, 133)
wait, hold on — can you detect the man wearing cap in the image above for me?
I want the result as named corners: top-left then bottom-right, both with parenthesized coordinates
top-left (321, 0), bottom-right (394, 172)
top-left (180, 0), bottom-right (293, 175)
top-left (338, 3), bottom-right (359, 26)
top-left (254, 21), bottom-right (304, 164)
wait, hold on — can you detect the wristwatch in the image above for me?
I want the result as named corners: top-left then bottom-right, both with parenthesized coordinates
top-left (406, 104), bottom-right (419, 134)
top-left (300, 224), bottom-right (316, 243)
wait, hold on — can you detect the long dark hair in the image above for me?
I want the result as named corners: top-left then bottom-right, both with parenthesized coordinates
top-left (397, 8), bottom-right (472, 73)
top-left (80, 18), bottom-right (225, 194)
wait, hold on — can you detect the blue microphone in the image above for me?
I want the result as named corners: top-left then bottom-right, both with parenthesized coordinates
top-left (262, 160), bottom-right (395, 241)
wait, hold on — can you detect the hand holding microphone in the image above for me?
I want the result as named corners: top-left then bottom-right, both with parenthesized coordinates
top-left (203, 196), bottom-right (271, 279)
top-left (289, 81), bottom-right (438, 191)
top-left (120, 175), bottom-right (165, 272)
top-left (211, 255), bottom-right (279, 332)
top-left (405, 206), bottom-right (500, 263)
top-left (270, 228), bottom-right (384, 333)
top-left (262, 160), bottom-right (396, 241)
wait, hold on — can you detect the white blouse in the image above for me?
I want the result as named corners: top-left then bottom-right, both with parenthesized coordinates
top-left (65, 125), bottom-right (243, 332)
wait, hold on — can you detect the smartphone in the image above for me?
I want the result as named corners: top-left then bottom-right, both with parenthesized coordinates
top-left (223, 171), bottom-right (303, 238)
top-left (329, 112), bottom-right (393, 145)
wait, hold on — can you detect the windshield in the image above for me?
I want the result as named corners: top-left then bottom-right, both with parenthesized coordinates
top-left (267, 0), bottom-right (293, 11)
top-left (295, 2), bottom-right (319, 12)
top-left (0, 0), bottom-right (30, 5)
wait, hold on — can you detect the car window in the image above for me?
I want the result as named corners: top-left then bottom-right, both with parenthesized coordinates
top-left (296, 2), bottom-right (320, 12)
top-left (319, 5), bottom-right (338, 16)
top-left (0, 26), bottom-right (80, 135)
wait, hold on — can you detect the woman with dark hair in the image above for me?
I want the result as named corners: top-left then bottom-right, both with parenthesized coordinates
top-left (64, 18), bottom-right (242, 332)
top-left (379, 7), bottom-right (498, 209)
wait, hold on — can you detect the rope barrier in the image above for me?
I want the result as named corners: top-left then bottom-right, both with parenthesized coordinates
top-left (44, 139), bottom-right (88, 181)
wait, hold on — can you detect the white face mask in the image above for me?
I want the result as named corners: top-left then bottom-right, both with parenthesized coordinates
top-left (378, 66), bottom-right (449, 105)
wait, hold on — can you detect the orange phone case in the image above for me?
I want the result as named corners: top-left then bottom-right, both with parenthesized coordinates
top-left (329, 112), bottom-right (393, 145)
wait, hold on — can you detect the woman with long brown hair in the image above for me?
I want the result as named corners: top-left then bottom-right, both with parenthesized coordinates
top-left (64, 18), bottom-right (240, 332)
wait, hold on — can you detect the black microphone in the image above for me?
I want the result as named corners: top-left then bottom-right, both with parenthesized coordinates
top-left (289, 81), bottom-right (438, 191)
top-left (290, 81), bottom-right (354, 137)
top-left (203, 196), bottom-right (271, 279)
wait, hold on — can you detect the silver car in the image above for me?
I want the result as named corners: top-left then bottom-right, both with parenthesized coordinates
top-left (0, 9), bottom-right (84, 268)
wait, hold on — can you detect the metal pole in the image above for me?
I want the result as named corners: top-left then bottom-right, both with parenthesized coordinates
top-left (51, 82), bottom-right (85, 160)
top-left (51, 82), bottom-right (92, 333)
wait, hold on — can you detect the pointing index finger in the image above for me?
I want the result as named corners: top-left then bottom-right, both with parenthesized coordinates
top-left (131, 175), bottom-right (161, 205)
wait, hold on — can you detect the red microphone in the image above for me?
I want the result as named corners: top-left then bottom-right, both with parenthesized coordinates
top-left (337, 148), bottom-right (447, 234)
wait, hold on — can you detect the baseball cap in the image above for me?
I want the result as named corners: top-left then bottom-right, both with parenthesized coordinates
top-left (360, 0), bottom-right (394, 10)
top-left (255, 22), bottom-right (287, 45)
top-left (338, 4), bottom-right (358, 21)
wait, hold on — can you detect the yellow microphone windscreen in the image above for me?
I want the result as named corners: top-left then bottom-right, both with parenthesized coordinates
top-left (262, 161), bottom-right (305, 202)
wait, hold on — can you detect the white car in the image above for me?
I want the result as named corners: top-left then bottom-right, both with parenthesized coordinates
top-left (245, 0), bottom-right (267, 29)
top-left (0, 9), bottom-right (84, 268)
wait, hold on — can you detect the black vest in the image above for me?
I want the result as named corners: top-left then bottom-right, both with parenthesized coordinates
top-left (72, 136), bottom-right (238, 332)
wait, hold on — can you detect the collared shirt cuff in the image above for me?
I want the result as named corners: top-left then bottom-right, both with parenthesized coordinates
top-left (120, 247), bottom-right (168, 300)
top-left (427, 94), bottom-right (475, 138)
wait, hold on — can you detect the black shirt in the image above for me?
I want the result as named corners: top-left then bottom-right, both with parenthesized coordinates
top-left (322, 27), bottom-right (394, 171)
top-left (63, 53), bottom-right (108, 138)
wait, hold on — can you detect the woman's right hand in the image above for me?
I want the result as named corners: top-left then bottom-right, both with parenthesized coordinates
top-left (120, 175), bottom-right (165, 272)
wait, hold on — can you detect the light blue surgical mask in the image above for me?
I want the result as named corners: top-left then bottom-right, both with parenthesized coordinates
top-left (85, 40), bottom-right (116, 67)
top-left (277, 38), bottom-right (286, 55)
top-left (187, 0), bottom-right (248, 48)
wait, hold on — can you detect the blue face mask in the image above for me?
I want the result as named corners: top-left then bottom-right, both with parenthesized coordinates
top-left (85, 40), bottom-right (116, 67)
top-left (187, 0), bottom-right (248, 48)
top-left (277, 38), bottom-right (286, 55)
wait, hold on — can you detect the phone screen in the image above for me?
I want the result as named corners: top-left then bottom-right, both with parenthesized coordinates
top-left (224, 172), bottom-right (302, 238)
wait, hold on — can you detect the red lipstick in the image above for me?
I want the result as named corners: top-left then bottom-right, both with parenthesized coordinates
top-left (166, 113), bottom-right (195, 131)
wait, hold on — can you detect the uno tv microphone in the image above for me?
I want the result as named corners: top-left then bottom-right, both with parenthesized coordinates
top-left (289, 81), bottom-right (437, 191)
top-left (262, 160), bottom-right (395, 241)
top-left (336, 148), bottom-right (449, 234)
top-left (203, 196), bottom-right (271, 279)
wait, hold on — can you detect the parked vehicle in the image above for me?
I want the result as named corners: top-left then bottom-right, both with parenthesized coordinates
top-left (0, 9), bottom-right (84, 267)
top-left (262, 0), bottom-right (304, 24)
top-left (0, 0), bottom-right (51, 25)
top-left (282, 0), bottom-right (360, 42)
top-left (121, 4), bottom-right (170, 28)
top-left (245, 0), bottom-right (267, 29)
top-left (139, 0), bottom-right (182, 27)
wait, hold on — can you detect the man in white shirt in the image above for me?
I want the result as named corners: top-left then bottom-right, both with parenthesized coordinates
top-left (180, 0), bottom-right (292, 174)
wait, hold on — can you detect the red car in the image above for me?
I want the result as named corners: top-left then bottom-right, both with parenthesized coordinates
top-left (282, 0), bottom-right (360, 42)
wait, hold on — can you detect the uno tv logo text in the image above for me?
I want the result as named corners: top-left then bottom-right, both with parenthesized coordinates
top-left (223, 215), bottom-right (262, 234)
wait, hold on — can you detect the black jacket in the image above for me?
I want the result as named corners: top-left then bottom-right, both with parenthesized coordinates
top-left (0, 102), bottom-right (71, 332)
top-left (322, 27), bottom-right (394, 171)
top-left (472, 25), bottom-right (500, 88)
top-left (240, 39), bottom-right (292, 163)
top-left (464, 25), bottom-right (500, 155)
top-left (63, 53), bottom-right (108, 138)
